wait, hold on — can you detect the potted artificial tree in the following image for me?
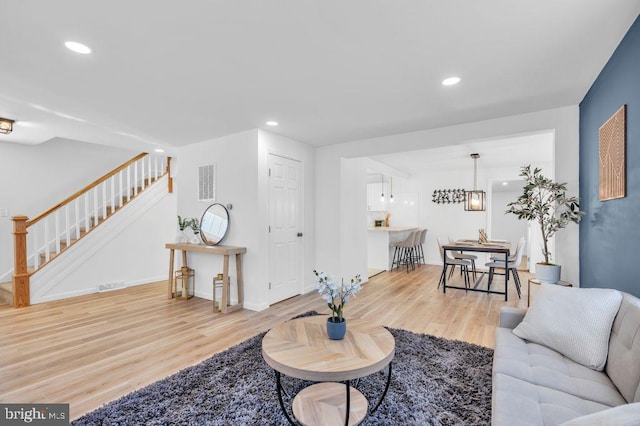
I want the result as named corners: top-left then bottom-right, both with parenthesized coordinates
top-left (506, 165), bottom-right (584, 283)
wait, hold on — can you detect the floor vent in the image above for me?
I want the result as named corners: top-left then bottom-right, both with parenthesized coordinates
top-left (98, 282), bottom-right (126, 292)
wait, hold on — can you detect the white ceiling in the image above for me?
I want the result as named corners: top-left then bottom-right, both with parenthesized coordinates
top-left (1, 1), bottom-right (639, 153)
top-left (369, 132), bottom-right (554, 175)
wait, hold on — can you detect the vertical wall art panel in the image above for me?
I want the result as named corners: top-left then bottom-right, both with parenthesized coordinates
top-left (599, 105), bottom-right (626, 201)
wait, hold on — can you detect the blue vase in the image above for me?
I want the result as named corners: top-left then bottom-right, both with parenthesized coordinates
top-left (326, 317), bottom-right (347, 340)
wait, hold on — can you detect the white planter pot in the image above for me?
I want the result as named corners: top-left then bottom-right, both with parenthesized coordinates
top-left (175, 230), bottom-right (188, 243)
top-left (536, 263), bottom-right (561, 284)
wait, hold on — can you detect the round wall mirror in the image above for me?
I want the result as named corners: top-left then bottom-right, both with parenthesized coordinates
top-left (199, 203), bottom-right (230, 246)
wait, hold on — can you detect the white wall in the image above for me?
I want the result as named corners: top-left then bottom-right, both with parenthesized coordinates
top-left (316, 106), bottom-right (581, 285)
top-left (490, 189), bottom-right (529, 257)
top-left (340, 158), bottom-right (368, 280)
top-left (175, 130), bottom-right (261, 308)
top-left (0, 138), bottom-right (140, 279)
top-left (31, 177), bottom-right (176, 303)
top-left (175, 129), bottom-right (316, 311)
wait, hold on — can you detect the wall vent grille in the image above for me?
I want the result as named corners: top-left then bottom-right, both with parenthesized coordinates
top-left (198, 164), bottom-right (216, 202)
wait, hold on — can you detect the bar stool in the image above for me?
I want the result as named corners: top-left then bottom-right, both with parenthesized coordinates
top-left (413, 229), bottom-right (428, 265)
top-left (392, 230), bottom-right (420, 273)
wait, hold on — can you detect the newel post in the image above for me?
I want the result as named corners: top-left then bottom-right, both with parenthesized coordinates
top-left (12, 216), bottom-right (30, 307)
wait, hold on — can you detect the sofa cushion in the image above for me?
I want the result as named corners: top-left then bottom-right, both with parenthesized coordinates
top-left (606, 292), bottom-right (640, 403)
top-left (495, 328), bottom-right (626, 407)
top-left (513, 284), bottom-right (622, 371)
top-left (559, 402), bottom-right (640, 425)
top-left (492, 373), bottom-right (614, 426)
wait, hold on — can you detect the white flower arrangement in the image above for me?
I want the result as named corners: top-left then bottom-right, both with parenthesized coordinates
top-left (313, 270), bottom-right (362, 323)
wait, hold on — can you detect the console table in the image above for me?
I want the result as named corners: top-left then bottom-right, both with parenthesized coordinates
top-left (165, 243), bottom-right (246, 314)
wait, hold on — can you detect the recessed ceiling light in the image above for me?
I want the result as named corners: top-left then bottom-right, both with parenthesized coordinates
top-left (154, 148), bottom-right (165, 153)
top-left (265, 121), bottom-right (278, 126)
top-left (442, 77), bottom-right (461, 86)
top-left (65, 41), bottom-right (92, 54)
top-left (502, 182), bottom-right (508, 186)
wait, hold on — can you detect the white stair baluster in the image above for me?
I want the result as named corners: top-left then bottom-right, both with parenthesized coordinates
top-left (84, 192), bottom-right (90, 232)
top-left (32, 225), bottom-right (40, 270)
top-left (134, 161), bottom-right (138, 196)
top-left (75, 198), bottom-right (80, 240)
top-left (154, 156), bottom-right (159, 180)
top-left (111, 175), bottom-right (116, 214)
top-left (102, 181), bottom-right (107, 219)
top-left (65, 205), bottom-right (70, 247)
top-left (44, 218), bottom-right (50, 263)
top-left (141, 157), bottom-right (146, 190)
top-left (127, 166), bottom-right (132, 202)
top-left (93, 187), bottom-right (99, 228)
top-left (54, 210), bottom-right (61, 254)
top-left (119, 170), bottom-right (123, 208)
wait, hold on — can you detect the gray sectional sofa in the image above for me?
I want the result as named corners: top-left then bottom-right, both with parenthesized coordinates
top-left (492, 291), bottom-right (640, 425)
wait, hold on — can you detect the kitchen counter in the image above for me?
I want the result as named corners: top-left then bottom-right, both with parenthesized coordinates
top-left (367, 226), bottom-right (417, 232)
top-left (367, 226), bottom-right (418, 270)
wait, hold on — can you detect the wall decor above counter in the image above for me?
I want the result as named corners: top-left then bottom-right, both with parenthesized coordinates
top-left (432, 189), bottom-right (465, 204)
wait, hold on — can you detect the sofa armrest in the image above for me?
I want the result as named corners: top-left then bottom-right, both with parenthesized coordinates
top-left (499, 307), bottom-right (527, 329)
top-left (559, 402), bottom-right (640, 425)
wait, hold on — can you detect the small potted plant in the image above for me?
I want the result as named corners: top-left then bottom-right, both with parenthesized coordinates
top-left (313, 270), bottom-right (362, 340)
top-left (506, 165), bottom-right (584, 283)
top-left (189, 218), bottom-right (201, 244)
top-left (176, 215), bottom-right (190, 243)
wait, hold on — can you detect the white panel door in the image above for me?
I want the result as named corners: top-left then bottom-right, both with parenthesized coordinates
top-left (268, 154), bottom-right (303, 304)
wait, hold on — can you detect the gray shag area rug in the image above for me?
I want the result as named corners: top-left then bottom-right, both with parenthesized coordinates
top-left (73, 313), bottom-right (493, 425)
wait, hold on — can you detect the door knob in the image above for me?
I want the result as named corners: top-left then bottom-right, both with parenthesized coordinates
top-left (297, 232), bottom-right (303, 237)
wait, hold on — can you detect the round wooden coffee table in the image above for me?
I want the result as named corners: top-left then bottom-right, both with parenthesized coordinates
top-left (262, 315), bottom-right (395, 426)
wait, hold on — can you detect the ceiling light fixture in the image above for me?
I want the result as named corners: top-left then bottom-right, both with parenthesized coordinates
top-left (464, 153), bottom-right (486, 211)
top-left (0, 117), bottom-right (15, 134)
top-left (389, 177), bottom-right (394, 203)
top-left (442, 77), bottom-right (461, 86)
top-left (265, 121), bottom-right (278, 126)
top-left (65, 41), bottom-right (92, 54)
top-left (380, 174), bottom-right (385, 202)
top-left (154, 148), bottom-right (165, 153)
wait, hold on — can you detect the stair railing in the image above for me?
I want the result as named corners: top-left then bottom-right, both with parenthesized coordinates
top-left (10, 152), bottom-right (172, 307)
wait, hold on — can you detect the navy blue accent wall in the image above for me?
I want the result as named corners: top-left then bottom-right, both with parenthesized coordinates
top-left (579, 15), bottom-right (640, 296)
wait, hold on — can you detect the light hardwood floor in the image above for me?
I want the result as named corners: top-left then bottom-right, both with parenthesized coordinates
top-left (0, 264), bottom-right (529, 420)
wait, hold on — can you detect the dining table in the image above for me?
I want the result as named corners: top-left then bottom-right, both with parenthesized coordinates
top-left (441, 239), bottom-right (512, 301)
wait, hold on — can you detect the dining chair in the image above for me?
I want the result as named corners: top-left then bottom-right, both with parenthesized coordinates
top-left (489, 236), bottom-right (525, 264)
top-left (437, 237), bottom-right (471, 289)
top-left (485, 237), bottom-right (526, 298)
top-left (448, 236), bottom-right (477, 280)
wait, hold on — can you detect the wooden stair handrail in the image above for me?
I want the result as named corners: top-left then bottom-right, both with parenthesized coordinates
top-left (28, 152), bottom-right (150, 227)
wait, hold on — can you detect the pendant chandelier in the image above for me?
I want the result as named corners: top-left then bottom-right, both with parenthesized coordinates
top-left (0, 117), bottom-right (14, 134)
top-left (464, 153), bottom-right (486, 211)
